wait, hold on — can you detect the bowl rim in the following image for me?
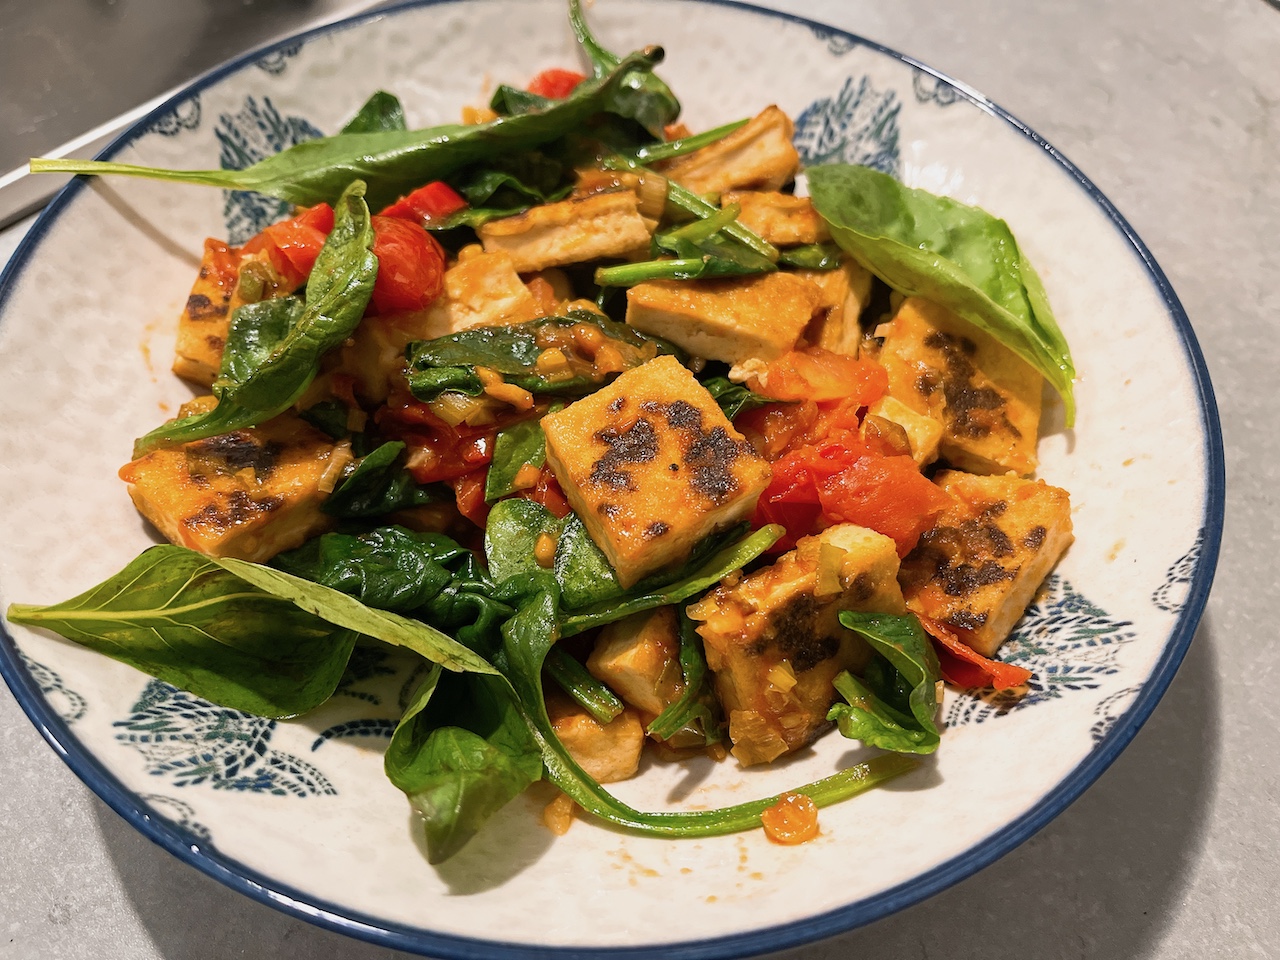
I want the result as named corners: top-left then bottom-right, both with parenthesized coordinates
top-left (0, 0), bottom-right (1225, 956)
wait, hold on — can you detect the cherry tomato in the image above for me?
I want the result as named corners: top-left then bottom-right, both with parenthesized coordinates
top-left (527, 68), bottom-right (586, 99)
top-left (450, 469), bottom-right (491, 527)
top-left (369, 215), bottom-right (447, 314)
top-left (518, 467), bottom-right (572, 519)
top-left (917, 614), bottom-right (1033, 691)
top-left (240, 203), bottom-right (334, 290)
top-left (379, 181), bottom-right (468, 225)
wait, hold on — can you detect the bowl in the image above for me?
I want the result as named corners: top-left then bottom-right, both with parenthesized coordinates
top-left (0, 0), bottom-right (1224, 956)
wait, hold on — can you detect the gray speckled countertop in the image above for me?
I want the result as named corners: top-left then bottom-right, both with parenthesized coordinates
top-left (2, 0), bottom-right (1277, 957)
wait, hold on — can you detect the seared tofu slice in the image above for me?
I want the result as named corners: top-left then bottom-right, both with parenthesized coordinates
top-left (626, 272), bottom-right (821, 366)
top-left (899, 470), bottom-right (1073, 657)
top-left (688, 524), bottom-right (907, 766)
top-left (796, 258), bottom-right (874, 356)
top-left (861, 396), bottom-right (944, 467)
top-left (721, 191), bottom-right (830, 247)
top-left (545, 691), bottom-right (644, 784)
top-left (661, 106), bottom-right (800, 195)
top-left (172, 239), bottom-right (242, 387)
top-left (542, 355), bottom-right (771, 587)
top-left (419, 247), bottom-right (541, 338)
top-left (477, 191), bottom-right (653, 273)
top-left (876, 297), bottom-right (1044, 476)
top-left (118, 411), bottom-right (346, 562)
top-left (587, 606), bottom-right (685, 719)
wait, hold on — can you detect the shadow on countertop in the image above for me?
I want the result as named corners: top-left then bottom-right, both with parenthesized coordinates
top-left (89, 617), bottom-right (1221, 960)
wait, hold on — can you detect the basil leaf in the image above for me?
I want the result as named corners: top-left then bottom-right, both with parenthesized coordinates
top-left (133, 180), bottom-right (378, 455)
top-left (828, 611), bottom-right (942, 755)
top-left (341, 90), bottom-right (407, 134)
top-left (806, 163), bottom-right (1075, 423)
top-left (322, 441), bottom-right (436, 518)
top-left (484, 420), bottom-right (547, 502)
top-left (6, 545), bottom-right (357, 718)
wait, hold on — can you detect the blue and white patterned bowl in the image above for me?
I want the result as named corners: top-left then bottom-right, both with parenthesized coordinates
top-left (0, 1), bottom-right (1223, 956)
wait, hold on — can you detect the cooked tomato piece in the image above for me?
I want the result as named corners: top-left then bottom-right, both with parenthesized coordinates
top-left (450, 469), bottom-right (491, 527)
top-left (369, 216), bottom-right (447, 314)
top-left (518, 466), bottom-right (572, 519)
top-left (240, 203), bottom-right (334, 290)
top-left (379, 181), bottom-right (469, 225)
top-left (917, 614), bottom-right (1034, 691)
top-left (527, 68), bottom-right (586, 99)
top-left (760, 792), bottom-right (820, 844)
top-left (751, 349), bottom-right (888, 404)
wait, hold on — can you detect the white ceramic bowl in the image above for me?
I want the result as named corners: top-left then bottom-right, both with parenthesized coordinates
top-left (0, 1), bottom-right (1223, 956)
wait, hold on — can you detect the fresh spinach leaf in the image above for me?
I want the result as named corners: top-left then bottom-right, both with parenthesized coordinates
top-left (6, 545), bottom-right (358, 718)
top-left (322, 441), bottom-right (436, 518)
top-left (777, 242), bottom-right (843, 271)
top-left (484, 420), bottom-right (547, 502)
top-left (341, 91), bottom-right (407, 134)
top-left (807, 163), bottom-right (1075, 422)
top-left (828, 611), bottom-right (942, 755)
top-left (700, 375), bottom-right (776, 420)
top-left (552, 513), bottom-right (621, 609)
top-left (544, 647), bottom-right (624, 724)
top-left (299, 399), bottom-right (354, 440)
top-left (133, 181), bottom-right (378, 456)
top-left (646, 607), bottom-right (722, 744)
top-left (484, 499), bottom-right (565, 583)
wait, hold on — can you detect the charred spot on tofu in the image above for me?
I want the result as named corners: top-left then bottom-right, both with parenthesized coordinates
top-left (173, 239), bottom-right (241, 386)
top-left (687, 524), bottom-right (907, 766)
top-left (119, 412), bottom-right (346, 563)
top-left (542, 356), bottom-right (771, 587)
top-left (660, 106), bottom-right (800, 195)
top-left (899, 471), bottom-right (1073, 657)
top-left (877, 297), bottom-right (1043, 476)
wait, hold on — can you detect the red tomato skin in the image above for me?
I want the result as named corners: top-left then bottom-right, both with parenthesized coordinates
top-left (379, 181), bottom-right (468, 224)
top-left (518, 468), bottom-right (572, 519)
top-left (369, 216), bottom-right (447, 314)
top-left (752, 350), bottom-right (889, 405)
top-left (451, 469), bottom-right (491, 527)
top-left (240, 203), bottom-right (334, 289)
top-left (527, 68), bottom-right (586, 99)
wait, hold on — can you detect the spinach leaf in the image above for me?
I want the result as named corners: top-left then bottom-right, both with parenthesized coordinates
top-left (777, 242), bottom-right (843, 271)
top-left (454, 151), bottom-right (573, 208)
top-left (484, 420), bottom-right (547, 502)
top-left (6, 545), bottom-right (358, 718)
top-left (341, 91), bottom-right (407, 134)
top-left (544, 647), bottom-right (624, 724)
top-left (646, 607), bottom-right (722, 744)
top-left (552, 513), bottom-right (621, 609)
top-left (299, 398), bottom-right (354, 440)
top-left (807, 163), bottom-right (1075, 422)
top-left (488, 85), bottom-right (553, 118)
top-left (700, 375), bottom-right (776, 420)
top-left (405, 311), bottom-right (681, 401)
top-left (133, 181), bottom-right (378, 456)
top-left (828, 611), bottom-right (942, 755)
top-left (322, 441), bottom-right (437, 518)
top-left (484, 499), bottom-right (565, 583)
top-left (33, 50), bottom-right (668, 210)
top-left (385, 669), bottom-right (543, 864)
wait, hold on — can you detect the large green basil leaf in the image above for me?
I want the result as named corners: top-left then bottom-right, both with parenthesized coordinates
top-left (133, 181), bottom-right (378, 455)
top-left (828, 611), bottom-right (942, 755)
top-left (5, 545), bottom-right (357, 718)
top-left (807, 163), bottom-right (1075, 423)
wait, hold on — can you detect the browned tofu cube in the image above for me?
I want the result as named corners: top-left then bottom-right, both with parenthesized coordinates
top-left (542, 355), bottom-right (771, 587)
top-left (477, 192), bottom-right (653, 273)
top-left (172, 239), bottom-right (242, 386)
top-left (687, 524), bottom-right (906, 766)
top-left (876, 297), bottom-right (1044, 476)
top-left (419, 246), bottom-right (541, 337)
top-left (626, 272), bottom-right (821, 366)
top-left (661, 106), bottom-right (800, 195)
top-left (587, 607), bottom-right (685, 719)
top-left (545, 691), bottom-right (644, 784)
top-left (861, 396), bottom-right (944, 467)
top-left (118, 410), bottom-right (345, 562)
top-left (899, 470), bottom-right (1074, 657)
top-left (796, 258), bottom-right (873, 356)
top-left (720, 191), bottom-right (831, 246)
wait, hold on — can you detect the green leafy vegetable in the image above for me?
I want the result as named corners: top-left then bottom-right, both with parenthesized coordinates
top-left (322, 441), bottom-right (437, 518)
top-left (484, 419), bottom-right (548, 502)
top-left (341, 90), bottom-right (407, 134)
top-left (6, 546), bottom-right (358, 718)
top-left (700, 375), bottom-right (776, 420)
top-left (646, 607), bottom-right (722, 744)
top-left (828, 611), bottom-right (942, 755)
top-left (551, 513), bottom-right (622, 609)
top-left (544, 647), bottom-right (625, 724)
top-left (807, 163), bottom-right (1075, 422)
top-left (132, 181), bottom-right (378, 456)
top-left (483, 498), bottom-right (565, 583)
top-left (777, 242), bottom-right (843, 271)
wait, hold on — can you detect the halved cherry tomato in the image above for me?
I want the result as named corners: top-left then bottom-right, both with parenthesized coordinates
top-left (240, 202), bottom-right (334, 290)
top-left (369, 215), bottom-right (447, 314)
top-left (379, 181), bottom-right (469, 225)
top-left (917, 614), bottom-right (1033, 691)
top-left (379, 399), bottom-right (497, 485)
top-left (450, 469), bottom-right (491, 527)
top-left (527, 68), bottom-right (586, 99)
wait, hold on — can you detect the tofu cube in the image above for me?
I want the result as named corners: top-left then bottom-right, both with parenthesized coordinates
top-left (899, 470), bottom-right (1074, 657)
top-left (796, 258), bottom-right (874, 356)
top-left (861, 395), bottom-right (944, 467)
top-left (720, 191), bottom-right (831, 246)
top-left (542, 355), bottom-right (772, 587)
top-left (587, 607), bottom-right (685, 718)
top-left (876, 297), bottom-right (1044, 476)
top-left (626, 272), bottom-right (821, 366)
top-left (477, 191), bottom-right (653, 273)
top-left (687, 524), bottom-right (906, 766)
top-left (545, 691), bottom-right (645, 784)
top-left (419, 247), bottom-right (541, 338)
top-left (118, 411), bottom-right (345, 562)
top-left (661, 106), bottom-right (801, 195)
top-left (172, 239), bottom-right (242, 386)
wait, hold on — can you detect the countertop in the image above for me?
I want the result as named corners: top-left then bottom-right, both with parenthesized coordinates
top-left (1, 0), bottom-right (1276, 957)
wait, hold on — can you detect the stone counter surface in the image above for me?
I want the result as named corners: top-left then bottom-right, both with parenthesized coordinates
top-left (1, 0), bottom-right (1276, 957)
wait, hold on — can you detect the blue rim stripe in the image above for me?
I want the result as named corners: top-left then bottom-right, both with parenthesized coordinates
top-left (0, 0), bottom-right (1225, 957)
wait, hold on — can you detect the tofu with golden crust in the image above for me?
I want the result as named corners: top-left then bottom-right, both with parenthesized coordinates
top-left (118, 409), bottom-right (346, 562)
top-left (587, 607), bottom-right (685, 719)
top-left (172, 239), bottom-right (242, 387)
top-left (796, 258), bottom-right (874, 356)
top-left (899, 470), bottom-right (1073, 657)
top-left (477, 191), bottom-right (652, 273)
top-left (661, 107), bottom-right (800, 195)
top-left (876, 297), bottom-right (1044, 476)
top-left (687, 524), bottom-right (906, 766)
top-left (720, 191), bottom-right (830, 246)
top-left (545, 691), bottom-right (645, 784)
top-left (542, 355), bottom-right (771, 588)
top-left (625, 272), bottom-right (821, 366)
